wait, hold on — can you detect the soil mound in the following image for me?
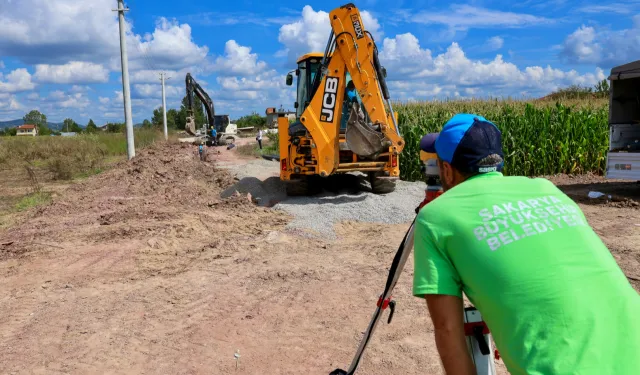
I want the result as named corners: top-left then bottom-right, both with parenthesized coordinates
top-left (1, 142), bottom-right (288, 260)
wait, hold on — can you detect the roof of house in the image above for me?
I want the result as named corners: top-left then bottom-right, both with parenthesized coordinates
top-left (17, 124), bottom-right (36, 129)
top-left (609, 60), bottom-right (640, 80)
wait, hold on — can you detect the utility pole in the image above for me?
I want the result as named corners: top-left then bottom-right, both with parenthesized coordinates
top-left (160, 72), bottom-right (168, 141)
top-left (114, 0), bottom-right (135, 160)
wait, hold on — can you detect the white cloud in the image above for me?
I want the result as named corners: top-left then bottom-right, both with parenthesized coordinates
top-left (0, 95), bottom-right (22, 112)
top-left (378, 33), bottom-right (605, 100)
top-left (561, 18), bottom-right (640, 66)
top-left (103, 112), bottom-right (122, 119)
top-left (133, 84), bottom-right (182, 99)
top-left (0, 60), bottom-right (4, 69)
top-left (34, 61), bottom-right (109, 84)
top-left (27, 92), bottom-right (40, 100)
top-left (70, 85), bottom-right (91, 93)
top-left (487, 36), bottom-right (504, 51)
top-left (59, 93), bottom-right (90, 109)
top-left (209, 40), bottom-right (268, 76)
top-left (49, 90), bottom-right (66, 101)
top-left (403, 5), bottom-right (553, 30)
top-left (99, 97), bottom-right (110, 104)
top-left (278, 5), bottom-right (382, 64)
top-left (578, 3), bottom-right (640, 14)
top-left (0, 0), bottom-right (121, 65)
top-left (42, 90), bottom-right (90, 109)
top-left (209, 69), bottom-right (295, 114)
top-left (182, 12), bottom-right (297, 27)
top-left (129, 17), bottom-right (209, 71)
top-left (130, 69), bottom-right (192, 84)
top-left (0, 0), bottom-right (208, 75)
top-left (0, 68), bottom-right (36, 93)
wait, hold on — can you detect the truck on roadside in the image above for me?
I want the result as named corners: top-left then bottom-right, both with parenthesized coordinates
top-left (606, 60), bottom-right (640, 181)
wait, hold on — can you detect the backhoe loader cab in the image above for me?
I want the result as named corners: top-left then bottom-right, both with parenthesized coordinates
top-left (278, 3), bottom-right (405, 196)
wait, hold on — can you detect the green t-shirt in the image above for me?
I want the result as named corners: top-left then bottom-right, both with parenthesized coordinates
top-left (413, 172), bottom-right (640, 375)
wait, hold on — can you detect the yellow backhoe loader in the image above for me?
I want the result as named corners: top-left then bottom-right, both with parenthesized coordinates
top-left (277, 3), bottom-right (405, 196)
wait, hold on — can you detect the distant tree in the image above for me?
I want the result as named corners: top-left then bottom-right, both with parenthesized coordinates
top-left (234, 112), bottom-right (267, 129)
top-left (152, 108), bottom-right (163, 126)
top-left (70, 122), bottom-right (83, 133)
top-left (178, 95), bottom-right (205, 130)
top-left (24, 110), bottom-right (47, 127)
top-left (23, 110), bottom-right (50, 135)
top-left (149, 95), bottom-right (206, 131)
top-left (106, 122), bottom-right (125, 133)
top-left (86, 119), bottom-right (98, 133)
top-left (594, 79), bottom-right (610, 98)
top-left (63, 118), bottom-right (83, 133)
top-left (63, 118), bottom-right (74, 132)
top-left (7, 127), bottom-right (17, 136)
top-left (167, 109), bottom-right (179, 129)
top-left (142, 119), bottom-right (153, 128)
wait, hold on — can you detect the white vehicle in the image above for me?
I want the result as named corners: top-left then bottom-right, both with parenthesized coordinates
top-left (606, 60), bottom-right (640, 180)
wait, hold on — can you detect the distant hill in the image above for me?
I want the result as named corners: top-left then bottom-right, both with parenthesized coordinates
top-left (0, 119), bottom-right (24, 128)
top-left (48, 122), bottom-right (66, 131)
top-left (0, 119), bottom-right (76, 131)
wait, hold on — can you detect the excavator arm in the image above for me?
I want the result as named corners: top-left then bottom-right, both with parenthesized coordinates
top-left (297, 3), bottom-right (404, 177)
top-left (185, 73), bottom-right (216, 136)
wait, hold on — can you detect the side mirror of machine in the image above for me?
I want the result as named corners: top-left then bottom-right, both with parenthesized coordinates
top-left (286, 73), bottom-right (293, 86)
top-left (294, 102), bottom-right (299, 109)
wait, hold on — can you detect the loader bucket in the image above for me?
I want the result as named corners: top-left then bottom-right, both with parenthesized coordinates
top-left (345, 102), bottom-right (388, 157)
top-left (185, 116), bottom-right (196, 136)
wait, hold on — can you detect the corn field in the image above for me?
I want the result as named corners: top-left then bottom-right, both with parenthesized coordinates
top-left (396, 99), bottom-right (610, 181)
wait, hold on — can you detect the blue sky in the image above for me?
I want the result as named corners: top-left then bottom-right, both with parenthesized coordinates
top-left (0, 0), bottom-right (639, 125)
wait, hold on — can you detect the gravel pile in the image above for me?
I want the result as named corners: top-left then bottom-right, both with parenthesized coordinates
top-left (219, 159), bottom-right (426, 238)
top-left (272, 180), bottom-right (425, 238)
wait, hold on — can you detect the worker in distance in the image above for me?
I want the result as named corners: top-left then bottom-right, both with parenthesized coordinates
top-left (414, 113), bottom-right (640, 375)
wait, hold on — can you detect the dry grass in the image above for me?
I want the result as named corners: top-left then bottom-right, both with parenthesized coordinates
top-left (0, 129), bottom-right (166, 221)
top-left (0, 129), bottom-right (164, 180)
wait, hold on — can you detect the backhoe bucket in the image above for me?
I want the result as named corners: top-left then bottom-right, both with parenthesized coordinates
top-left (185, 116), bottom-right (196, 136)
top-left (345, 102), bottom-right (389, 157)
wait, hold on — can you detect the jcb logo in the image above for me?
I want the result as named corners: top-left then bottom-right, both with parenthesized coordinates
top-left (351, 15), bottom-right (364, 39)
top-left (320, 76), bottom-right (339, 123)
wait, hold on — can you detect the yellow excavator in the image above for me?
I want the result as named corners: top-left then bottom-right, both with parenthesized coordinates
top-left (277, 3), bottom-right (405, 196)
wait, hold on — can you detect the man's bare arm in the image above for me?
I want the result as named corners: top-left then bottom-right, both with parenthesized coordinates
top-left (425, 294), bottom-right (476, 375)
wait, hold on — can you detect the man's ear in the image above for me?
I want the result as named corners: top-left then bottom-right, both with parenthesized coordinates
top-left (440, 160), bottom-right (455, 187)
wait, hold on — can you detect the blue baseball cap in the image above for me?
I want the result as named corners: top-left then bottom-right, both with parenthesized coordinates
top-left (420, 113), bottom-right (504, 174)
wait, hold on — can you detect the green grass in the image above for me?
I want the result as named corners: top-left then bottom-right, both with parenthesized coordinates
top-left (262, 131), bottom-right (279, 155)
top-left (237, 132), bottom-right (279, 158)
top-left (237, 143), bottom-right (263, 158)
top-left (396, 98), bottom-right (610, 181)
top-left (14, 192), bottom-right (52, 212)
top-left (0, 129), bottom-right (164, 180)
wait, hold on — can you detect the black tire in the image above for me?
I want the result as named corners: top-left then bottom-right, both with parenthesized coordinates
top-left (285, 176), bottom-right (321, 196)
top-left (369, 172), bottom-right (396, 194)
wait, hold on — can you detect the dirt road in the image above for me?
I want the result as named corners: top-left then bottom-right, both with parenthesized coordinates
top-left (0, 141), bottom-right (638, 375)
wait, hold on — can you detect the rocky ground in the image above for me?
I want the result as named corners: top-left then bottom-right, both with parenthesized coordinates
top-left (0, 140), bottom-right (638, 375)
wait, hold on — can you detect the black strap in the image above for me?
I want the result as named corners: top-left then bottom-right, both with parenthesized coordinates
top-left (331, 216), bottom-right (417, 375)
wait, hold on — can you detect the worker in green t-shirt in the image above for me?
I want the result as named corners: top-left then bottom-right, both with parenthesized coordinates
top-left (415, 113), bottom-right (640, 375)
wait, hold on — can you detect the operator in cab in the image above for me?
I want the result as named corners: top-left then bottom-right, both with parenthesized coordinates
top-left (413, 113), bottom-right (640, 375)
